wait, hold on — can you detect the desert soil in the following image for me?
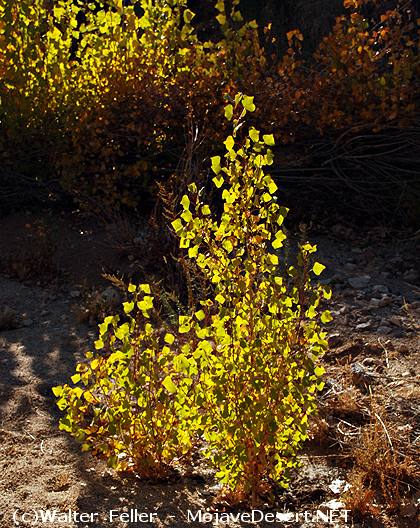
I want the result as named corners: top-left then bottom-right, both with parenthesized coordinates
top-left (0, 211), bottom-right (419, 528)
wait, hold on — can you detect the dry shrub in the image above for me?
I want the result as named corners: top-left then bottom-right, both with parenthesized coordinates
top-left (1, 0), bottom-right (418, 216)
top-left (0, 306), bottom-right (19, 331)
top-left (0, 221), bottom-right (58, 284)
top-left (345, 408), bottom-right (419, 515)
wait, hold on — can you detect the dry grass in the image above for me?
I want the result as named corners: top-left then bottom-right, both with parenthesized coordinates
top-left (344, 405), bottom-right (419, 517)
top-left (0, 220), bottom-right (58, 283)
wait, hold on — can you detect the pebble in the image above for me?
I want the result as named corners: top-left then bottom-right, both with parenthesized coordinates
top-left (388, 316), bottom-right (402, 327)
top-left (351, 362), bottom-right (376, 390)
top-left (379, 271), bottom-right (392, 279)
top-left (377, 326), bottom-right (392, 335)
top-left (356, 322), bottom-right (371, 331)
top-left (101, 286), bottom-right (122, 306)
top-left (404, 269), bottom-right (418, 282)
top-left (362, 357), bottom-right (382, 367)
top-left (344, 262), bottom-right (357, 271)
top-left (332, 305), bottom-right (348, 316)
top-left (368, 298), bottom-right (381, 309)
top-left (70, 290), bottom-right (81, 298)
top-left (372, 284), bottom-right (389, 295)
top-left (348, 275), bottom-right (371, 289)
top-left (22, 319), bottom-right (33, 327)
top-left (378, 295), bottom-right (393, 308)
top-left (328, 333), bottom-right (342, 348)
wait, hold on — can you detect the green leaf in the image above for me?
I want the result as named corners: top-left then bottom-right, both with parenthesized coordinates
top-left (71, 374), bottom-right (81, 384)
top-left (312, 262), bottom-right (326, 276)
top-left (123, 301), bottom-right (134, 314)
top-left (242, 95), bottom-right (256, 112)
top-left (224, 135), bottom-right (235, 152)
top-left (181, 195), bottom-right (190, 210)
top-left (162, 376), bottom-right (177, 394)
top-left (181, 210), bottom-right (193, 223)
top-left (306, 306), bottom-right (317, 319)
top-left (140, 284), bottom-right (151, 294)
top-left (212, 175), bottom-right (224, 188)
top-left (201, 205), bottom-right (211, 215)
top-left (322, 286), bottom-right (332, 300)
top-left (195, 310), bottom-right (205, 321)
top-left (211, 156), bottom-right (221, 174)
top-left (183, 9), bottom-right (195, 23)
top-left (215, 293), bottom-right (226, 304)
top-left (164, 333), bottom-right (175, 345)
top-left (222, 239), bottom-right (233, 252)
top-left (128, 283), bottom-right (137, 293)
top-left (52, 386), bottom-right (63, 397)
top-left (272, 230), bottom-right (287, 249)
top-left (224, 104), bottom-right (233, 121)
top-left (73, 387), bottom-right (83, 399)
top-left (216, 13), bottom-right (226, 25)
top-left (268, 180), bottom-right (278, 194)
top-left (314, 366), bottom-right (325, 377)
top-left (188, 245), bottom-right (199, 258)
top-left (263, 134), bottom-right (275, 146)
top-left (321, 310), bottom-right (333, 323)
top-left (249, 127), bottom-right (260, 142)
top-left (171, 218), bottom-right (183, 233)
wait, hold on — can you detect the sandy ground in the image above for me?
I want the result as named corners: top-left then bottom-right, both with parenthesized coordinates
top-left (0, 212), bottom-right (419, 528)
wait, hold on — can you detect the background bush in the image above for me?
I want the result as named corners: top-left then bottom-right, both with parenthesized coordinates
top-left (0, 0), bottom-right (418, 219)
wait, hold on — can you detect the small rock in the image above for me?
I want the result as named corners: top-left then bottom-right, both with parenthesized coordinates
top-left (101, 286), bottom-right (122, 306)
top-left (377, 326), bottom-right (392, 335)
top-left (22, 319), bottom-right (34, 327)
top-left (398, 345), bottom-right (410, 355)
top-left (368, 298), bottom-right (381, 309)
top-left (329, 479), bottom-right (351, 495)
top-left (70, 290), bottom-right (81, 298)
top-left (380, 271), bottom-right (392, 279)
top-left (362, 357), bottom-right (382, 368)
top-left (351, 362), bottom-right (376, 391)
top-left (388, 316), bottom-right (402, 327)
top-left (344, 262), bottom-right (357, 271)
top-left (372, 284), bottom-right (389, 295)
top-left (403, 269), bottom-right (419, 282)
top-left (320, 499), bottom-right (347, 510)
top-left (328, 333), bottom-right (342, 348)
top-left (391, 328), bottom-right (405, 338)
top-left (356, 321), bottom-right (372, 331)
top-left (378, 295), bottom-right (393, 308)
top-left (331, 273), bottom-right (345, 284)
top-left (348, 275), bottom-right (371, 289)
top-left (332, 305), bottom-right (348, 316)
